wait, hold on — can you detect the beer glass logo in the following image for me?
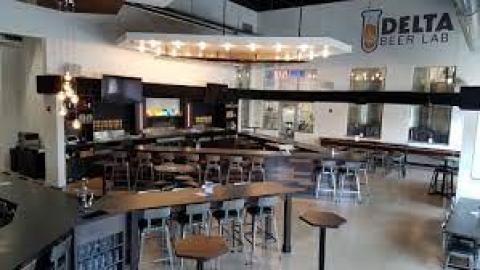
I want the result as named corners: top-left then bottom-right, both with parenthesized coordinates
top-left (361, 9), bottom-right (383, 53)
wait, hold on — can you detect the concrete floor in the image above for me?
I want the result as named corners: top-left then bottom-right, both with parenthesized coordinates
top-left (140, 167), bottom-right (449, 270)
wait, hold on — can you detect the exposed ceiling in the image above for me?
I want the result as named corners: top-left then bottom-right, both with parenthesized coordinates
top-left (35, 0), bottom-right (123, 14)
top-left (230, 0), bottom-right (349, 11)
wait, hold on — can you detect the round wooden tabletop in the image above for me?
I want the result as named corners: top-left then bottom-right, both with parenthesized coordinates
top-left (174, 235), bottom-right (228, 261)
top-left (300, 210), bottom-right (347, 229)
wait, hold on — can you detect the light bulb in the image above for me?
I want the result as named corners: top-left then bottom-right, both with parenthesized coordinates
top-left (298, 44), bottom-right (310, 53)
top-left (57, 91), bottom-right (66, 101)
top-left (247, 43), bottom-right (257, 52)
top-left (223, 43), bottom-right (233, 52)
top-left (63, 81), bottom-right (72, 92)
top-left (72, 119), bottom-right (81, 129)
top-left (59, 106), bottom-right (67, 117)
top-left (322, 47), bottom-right (330, 58)
top-left (65, 88), bottom-right (74, 98)
top-left (198, 41), bottom-right (207, 51)
top-left (172, 40), bottom-right (183, 49)
top-left (274, 43), bottom-right (283, 53)
top-left (138, 40), bottom-right (146, 53)
top-left (71, 94), bottom-right (79, 105)
top-left (64, 71), bottom-right (72, 82)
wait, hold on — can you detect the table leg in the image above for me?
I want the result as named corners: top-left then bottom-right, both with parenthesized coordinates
top-left (319, 228), bottom-right (326, 270)
top-left (197, 260), bottom-right (204, 270)
top-left (282, 194), bottom-right (292, 253)
top-left (129, 210), bottom-right (142, 270)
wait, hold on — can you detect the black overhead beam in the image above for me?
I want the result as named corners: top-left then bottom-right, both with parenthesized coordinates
top-left (232, 89), bottom-right (463, 107)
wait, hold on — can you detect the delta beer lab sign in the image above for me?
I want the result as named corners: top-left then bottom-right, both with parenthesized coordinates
top-left (361, 9), bottom-right (455, 53)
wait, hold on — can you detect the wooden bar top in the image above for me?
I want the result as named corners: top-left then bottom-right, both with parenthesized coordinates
top-left (320, 137), bottom-right (460, 157)
top-left (135, 145), bottom-right (366, 162)
top-left (95, 182), bottom-right (305, 213)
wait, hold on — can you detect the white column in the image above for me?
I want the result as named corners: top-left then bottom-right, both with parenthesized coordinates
top-left (457, 111), bottom-right (480, 199)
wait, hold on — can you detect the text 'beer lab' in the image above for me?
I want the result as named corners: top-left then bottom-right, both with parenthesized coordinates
top-left (380, 13), bottom-right (454, 47)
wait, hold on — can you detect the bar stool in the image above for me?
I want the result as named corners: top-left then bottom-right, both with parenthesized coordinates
top-left (248, 157), bottom-right (266, 182)
top-left (315, 160), bottom-right (337, 200)
top-left (204, 156), bottom-right (222, 183)
top-left (212, 199), bottom-right (246, 252)
top-left (429, 166), bottom-right (455, 197)
top-left (50, 236), bottom-right (71, 270)
top-left (134, 152), bottom-right (154, 190)
top-left (104, 151), bottom-right (131, 191)
top-left (139, 207), bottom-right (174, 270)
top-left (372, 151), bottom-right (388, 171)
top-left (246, 196), bottom-right (280, 262)
top-left (387, 152), bottom-right (406, 179)
top-left (187, 154), bottom-right (202, 183)
top-left (160, 153), bottom-right (175, 164)
top-left (177, 203), bottom-right (212, 238)
top-left (444, 235), bottom-right (477, 270)
top-left (226, 156), bottom-right (244, 183)
top-left (341, 162), bottom-right (362, 203)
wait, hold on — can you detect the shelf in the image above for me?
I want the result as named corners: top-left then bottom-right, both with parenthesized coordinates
top-left (77, 243), bottom-right (124, 262)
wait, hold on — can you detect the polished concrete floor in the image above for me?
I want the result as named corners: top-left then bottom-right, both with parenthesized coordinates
top-left (141, 167), bottom-right (449, 270)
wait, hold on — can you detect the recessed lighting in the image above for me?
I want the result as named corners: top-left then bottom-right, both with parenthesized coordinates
top-left (222, 43), bottom-right (233, 52)
top-left (322, 45), bottom-right (330, 58)
top-left (138, 40), bottom-right (146, 53)
top-left (298, 44), bottom-right (310, 53)
top-left (149, 40), bottom-right (159, 47)
top-left (171, 40), bottom-right (184, 49)
top-left (274, 43), bottom-right (283, 53)
top-left (198, 41), bottom-right (207, 51)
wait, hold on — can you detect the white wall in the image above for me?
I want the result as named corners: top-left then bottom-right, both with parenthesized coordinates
top-left (0, 1), bottom-right (238, 186)
top-left (253, 0), bottom-right (467, 151)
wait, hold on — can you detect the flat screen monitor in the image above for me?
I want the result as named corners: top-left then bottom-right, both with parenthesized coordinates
top-left (101, 75), bottom-right (142, 103)
top-left (145, 98), bottom-right (181, 117)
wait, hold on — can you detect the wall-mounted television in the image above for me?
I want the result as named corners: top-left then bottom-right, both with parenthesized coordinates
top-left (145, 98), bottom-right (181, 117)
top-left (101, 75), bottom-right (142, 103)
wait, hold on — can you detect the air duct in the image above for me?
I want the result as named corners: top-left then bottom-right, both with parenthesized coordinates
top-left (452, 0), bottom-right (480, 50)
top-left (116, 2), bottom-right (254, 36)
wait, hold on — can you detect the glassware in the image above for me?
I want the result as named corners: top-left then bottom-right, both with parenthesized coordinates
top-left (361, 9), bottom-right (383, 53)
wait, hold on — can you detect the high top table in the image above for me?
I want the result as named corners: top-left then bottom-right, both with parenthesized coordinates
top-left (300, 210), bottom-right (347, 270)
top-left (174, 235), bottom-right (228, 270)
top-left (95, 181), bottom-right (305, 270)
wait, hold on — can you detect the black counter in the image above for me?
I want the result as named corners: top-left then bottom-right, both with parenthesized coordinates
top-left (0, 174), bottom-right (78, 269)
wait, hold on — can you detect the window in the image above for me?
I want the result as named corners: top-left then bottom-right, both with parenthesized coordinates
top-left (347, 68), bottom-right (385, 138)
top-left (242, 68), bottom-right (328, 133)
top-left (263, 101), bottom-right (280, 130)
top-left (409, 66), bottom-right (455, 144)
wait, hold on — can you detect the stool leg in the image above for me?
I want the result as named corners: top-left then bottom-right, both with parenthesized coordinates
top-left (197, 260), bottom-right (204, 270)
top-left (165, 226), bottom-right (174, 270)
top-left (356, 174), bottom-right (362, 203)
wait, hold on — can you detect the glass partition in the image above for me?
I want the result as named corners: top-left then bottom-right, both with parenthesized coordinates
top-left (347, 68), bottom-right (386, 138)
top-left (409, 66), bottom-right (455, 144)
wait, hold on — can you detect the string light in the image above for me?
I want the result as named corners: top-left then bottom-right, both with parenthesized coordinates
top-left (72, 119), bottom-right (81, 129)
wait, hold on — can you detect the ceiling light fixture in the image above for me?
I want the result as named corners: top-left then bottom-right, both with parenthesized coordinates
top-left (247, 43), bottom-right (257, 52)
top-left (198, 41), bottom-right (207, 51)
top-left (222, 42), bottom-right (233, 52)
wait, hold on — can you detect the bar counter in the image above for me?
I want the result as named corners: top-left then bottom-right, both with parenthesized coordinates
top-left (0, 174), bottom-right (78, 269)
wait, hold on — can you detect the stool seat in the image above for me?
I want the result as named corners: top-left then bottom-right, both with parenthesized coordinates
top-left (300, 210), bottom-right (347, 228)
top-left (212, 209), bottom-right (242, 219)
top-left (175, 175), bottom-right (195, 182)
top-left (246, 206), bottom-right (273, 215)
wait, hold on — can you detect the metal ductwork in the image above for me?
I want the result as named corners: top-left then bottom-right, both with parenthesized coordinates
top-left (116, 2), bottom-right (254, 36)
top-left (452, 0), bottom-right (480, 50)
